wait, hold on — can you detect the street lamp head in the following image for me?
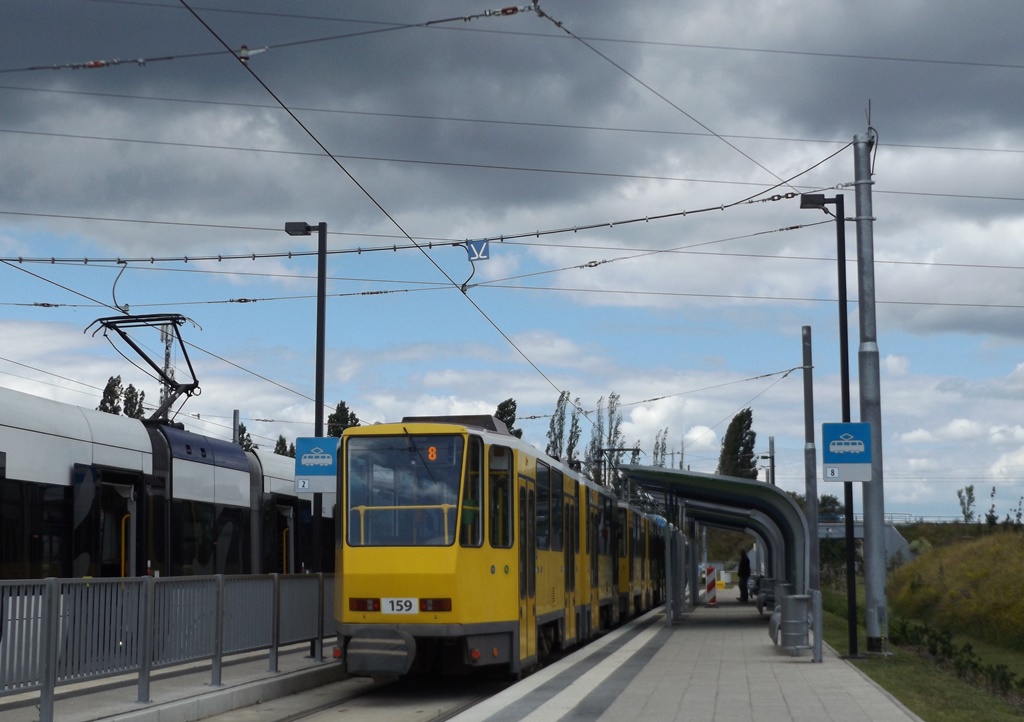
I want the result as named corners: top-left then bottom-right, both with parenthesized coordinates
top-left (799, 193), bottom-right (828, 210)
top-left (285, 222), bottom-right (312, 236)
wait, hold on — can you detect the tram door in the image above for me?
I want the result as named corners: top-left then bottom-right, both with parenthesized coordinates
top-left (518, 475), bottom-right (536, 665)
top-left (261, 499), bottom-right (296, 573)
top-left (564, 491), bottom-right (576, 645)
top-left (72, 465), bottom-right (140, 577)
top-left (276, 504), bottom-right (295, 573)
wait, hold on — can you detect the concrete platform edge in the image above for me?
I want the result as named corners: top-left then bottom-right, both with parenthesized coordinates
top-left (820, 641), bottom-right (926, 722)
top-left (99, 662), bottom-right (346, 722)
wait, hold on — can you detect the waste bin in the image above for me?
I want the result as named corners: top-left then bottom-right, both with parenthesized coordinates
top-left (780, 594), bottom-right (810, 653)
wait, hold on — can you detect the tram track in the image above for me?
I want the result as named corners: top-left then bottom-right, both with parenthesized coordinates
top-left (200, 674), bottom-right (511, 722)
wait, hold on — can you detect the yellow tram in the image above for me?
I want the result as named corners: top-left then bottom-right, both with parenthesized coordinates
top-left (334, 415), bottom-right (662, 677)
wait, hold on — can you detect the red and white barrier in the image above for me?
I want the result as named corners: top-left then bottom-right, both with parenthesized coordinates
top-left (705, 565), bottom-right (717, 607)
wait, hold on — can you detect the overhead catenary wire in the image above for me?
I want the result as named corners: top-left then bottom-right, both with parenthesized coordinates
top-left (532, 4), bottom-right (797, 193)
top-left (12, 0), bottom-right (1019, 73)
top-left (0, 145), bottom-right (849, 268)
top-left (0, 4), bottom-right (537, 74)
top-left (4, 86), bottom-right (1023, 157)
top-left (175, 0), bottom-right (580, 419)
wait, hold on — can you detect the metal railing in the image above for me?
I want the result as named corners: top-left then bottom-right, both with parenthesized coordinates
top-left (817, 512), bottom-right (961, 524)
top-left (0, 574), bottom-right (335, 722)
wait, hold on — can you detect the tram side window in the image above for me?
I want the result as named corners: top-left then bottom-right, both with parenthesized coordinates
top-left (460, 437), bottom-right (483, 547)
top-left (617, 508), bottom-right (628, 558)
top-left (536, 462), bottom-right (550, 550)
top-left (1, 480), bottom-right (72, 579)
top-left (171, 501), bottom-right (250, 575)
top-left (598, 496), bottom-right (613, 555)
top-left (551, 469), bottom-right (563, 552)
top-left (488, 445), bottom-right (513, 548)
top-left (575, 485), bottom-right (582, 554)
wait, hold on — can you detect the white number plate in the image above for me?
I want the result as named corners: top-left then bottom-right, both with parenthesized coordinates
top-left (382, 597), bottom-right (418, 614)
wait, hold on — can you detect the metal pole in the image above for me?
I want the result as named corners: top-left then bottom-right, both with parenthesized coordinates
top-left (835, 194), bottom-right (861, 658)
top-left (802, 327), bottom-right (819, 594)
top-left (853, 130), bottom-right (886, 653)
top-left (312, 222), bottom-right (327, 575)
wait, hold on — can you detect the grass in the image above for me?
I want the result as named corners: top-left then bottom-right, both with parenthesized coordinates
top-left (820, 593), bottom-right (1024, 721)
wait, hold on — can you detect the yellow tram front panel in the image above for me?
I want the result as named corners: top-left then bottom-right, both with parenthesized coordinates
top-left (341, 544), bottom-right (518, 626)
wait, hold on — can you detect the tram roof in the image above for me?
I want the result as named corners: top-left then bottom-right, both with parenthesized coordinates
top-left (621, 465), bottom-right (810, 592)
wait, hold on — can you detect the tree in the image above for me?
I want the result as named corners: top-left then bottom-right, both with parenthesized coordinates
top-left (585, 396), bottom-right (605, 485)
top-left (956, 485), bottom-right (976, 523)
top-left (545, 390), bottom-right (569, 459)
top-left (565, 397), bottom-right (582, 469)
top-left (629, 441), bottom-right (642, 466)
top-left (97, 376), bottom-right (123, 415)
top-left (716, 407), bottom-right (757, 479)
top-left (274, 435), bottom-right (295, 458)
top-left (123, 384), bottom-right (145, 419)
top-left (495, 398), bottom-right (523, 439)
top-left (97, 375), bottom-right (146, 418)
top-left (819, 493), bottom-right (843, 519)
top-left (327, 400), bottom-right (360, 437)
top-left (986, 486), bottom-right (999, 527)
top-left (652, 428), bottom-right (668, 467)
top-left (236, 422), bottom-right (255, 451)
top-left (585, 392), bottom-right (625, 492)
top-left (607, 392), bottom-right (624, 466)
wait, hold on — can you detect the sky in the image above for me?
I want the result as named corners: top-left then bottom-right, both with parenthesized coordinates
top-left (2, 0), bottom-right (1023, 521)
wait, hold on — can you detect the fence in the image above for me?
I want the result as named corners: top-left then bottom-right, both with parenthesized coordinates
top-left (0, 574), bottom-right (335, 722)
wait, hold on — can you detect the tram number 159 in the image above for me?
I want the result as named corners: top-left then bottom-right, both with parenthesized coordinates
top-left (383, 598), bottom-right (417, 614)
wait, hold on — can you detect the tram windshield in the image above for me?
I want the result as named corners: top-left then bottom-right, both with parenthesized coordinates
top-left (345, 433), bottom-right (464, 546)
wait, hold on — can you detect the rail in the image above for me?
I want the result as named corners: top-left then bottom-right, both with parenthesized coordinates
top-left (0, 574), bottom-right (335, 722)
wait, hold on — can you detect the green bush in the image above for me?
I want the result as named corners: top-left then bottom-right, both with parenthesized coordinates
top-left (889, 531), bottom-right (1024, 651)
top-left (889, 617), bottom-right (1024, 702)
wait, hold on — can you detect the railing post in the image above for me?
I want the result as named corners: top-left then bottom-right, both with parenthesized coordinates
top-left (211, 574), bottom-right (224, 686)
top-left (138, 575), bottom-right (155, 703)
top-left (812, 589), bottom-right (823, 663)
top-left (38, 578), bottom-right (60, 722)
top-left (269, 573), bottom-right (280, 673)
top-left (314, 573), bottom-right (324, 662)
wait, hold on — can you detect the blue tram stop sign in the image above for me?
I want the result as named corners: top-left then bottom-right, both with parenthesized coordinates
top-left (822, 422), bottom-right (872, 482)
top-left (294, 436), bottom-right (338, 493)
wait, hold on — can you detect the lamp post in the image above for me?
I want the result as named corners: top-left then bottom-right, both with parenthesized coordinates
top-left (285, 221), bottom-right (327, 574)
top-left (799, 193), bottom-right (859, 657)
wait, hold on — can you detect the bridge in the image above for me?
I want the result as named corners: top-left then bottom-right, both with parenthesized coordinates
top-left (817, 519), bottom-right (911, 564)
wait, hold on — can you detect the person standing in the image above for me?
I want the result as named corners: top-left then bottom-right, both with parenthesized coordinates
top-left (738, 549), bottom-right (751, 603)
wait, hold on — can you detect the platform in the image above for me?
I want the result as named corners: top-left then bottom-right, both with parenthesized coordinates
top-left (0, 598), bottom-right (924, 722)
top-left (0, 644), bottom-right (356, 722)
top-left (453, 596), bottom-right (924, 722)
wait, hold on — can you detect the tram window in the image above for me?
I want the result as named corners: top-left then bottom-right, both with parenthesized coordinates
top-left (536, 462), bottom-right (550, 550)
top-left (617, 508), bottom-right (628, 558)
top-left (551, 469), bottom-right (563, 552)
top-left (1, 480), bottom-right (72, 579)
top-left (460, 437), bottom-right (483, 547)
top-left (488, 446), bottom-right (513, 549)
top-left (598, 496), bottom-right (613, 556)
top-left (345, 434), bottom-right (464, 547)
top-left (575, 485), bottom-right (582, 554)
top-left (518, 487), bottom-right (527, 598)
